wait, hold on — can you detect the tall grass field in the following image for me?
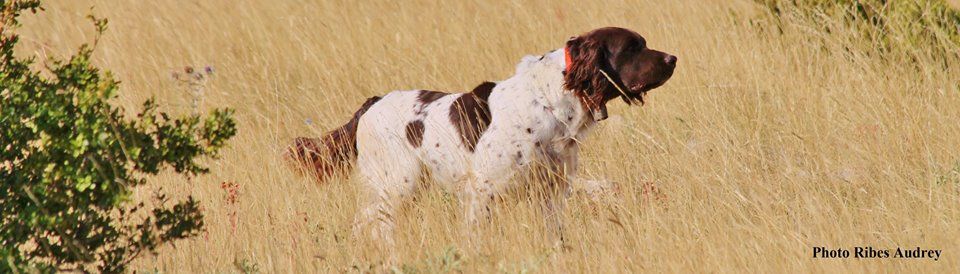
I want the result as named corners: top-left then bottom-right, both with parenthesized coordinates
top-left (13, 0), bottom-right (960, 272)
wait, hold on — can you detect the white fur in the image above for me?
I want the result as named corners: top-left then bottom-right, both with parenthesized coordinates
top-left (353, 48), bottom-right (599, 251)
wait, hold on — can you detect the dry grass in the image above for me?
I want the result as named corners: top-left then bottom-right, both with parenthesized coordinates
top-left (16, 0), bottom-right (960, 272)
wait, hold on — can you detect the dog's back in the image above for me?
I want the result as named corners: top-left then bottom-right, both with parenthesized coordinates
top-left (285, 81), bottom-right (500, 189)
top-left (353, 82), bottom-right (495, 191)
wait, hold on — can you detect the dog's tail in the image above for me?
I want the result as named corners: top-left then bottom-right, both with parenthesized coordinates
top-left (284, 96), bottom-right (381, 182)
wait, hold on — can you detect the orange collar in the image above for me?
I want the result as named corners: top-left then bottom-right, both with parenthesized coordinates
top-left (564, 46), bottom-right (573, 72)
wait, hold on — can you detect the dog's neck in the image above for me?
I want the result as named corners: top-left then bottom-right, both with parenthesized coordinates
top-left (510, 49), bottom-right (598, 141)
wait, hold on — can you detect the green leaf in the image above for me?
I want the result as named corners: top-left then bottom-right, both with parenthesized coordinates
top-left (76, 175), bottom-right (92, 192)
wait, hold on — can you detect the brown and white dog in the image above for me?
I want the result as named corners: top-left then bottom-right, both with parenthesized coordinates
top-left (286, 27), bottom-right (676, 251)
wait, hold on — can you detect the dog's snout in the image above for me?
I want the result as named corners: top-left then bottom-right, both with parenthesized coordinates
top-left (664, 55), bottom-right (677, 66)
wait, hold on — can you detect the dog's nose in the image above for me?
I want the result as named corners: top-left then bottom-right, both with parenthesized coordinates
top-left (664, 55), bottom-right (678, 66)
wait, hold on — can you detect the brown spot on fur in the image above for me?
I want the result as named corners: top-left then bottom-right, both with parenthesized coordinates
top-left (285, 96), bottom-right (381, 182)
top-left (450, 82), bottom-right (495, 151)
top-left (470, 81), bottom-right (496, 99)
top-left (405, 120), bottom-right (425, 147)
top-left (417, 90), bottom-right (448, 105)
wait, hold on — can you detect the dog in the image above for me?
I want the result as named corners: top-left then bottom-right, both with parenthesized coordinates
top-left (286, 27), bottom-right (676, 252)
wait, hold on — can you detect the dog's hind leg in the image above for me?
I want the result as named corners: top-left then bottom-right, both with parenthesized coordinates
top-left (353, 136), bottom-right (421, 262)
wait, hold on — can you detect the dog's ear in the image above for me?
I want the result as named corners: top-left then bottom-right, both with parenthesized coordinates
top-left (564, 35), bottom-right (613, 120)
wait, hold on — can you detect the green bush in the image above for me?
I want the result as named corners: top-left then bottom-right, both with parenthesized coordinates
top-left (754, 0), bottom-right (960, 67)
top-left (1, 1), bottom-right (237, 272)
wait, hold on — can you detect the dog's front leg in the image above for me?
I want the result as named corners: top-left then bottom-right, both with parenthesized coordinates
top-left (542, 175), bottom-right (570, 248)
top-left (542, 142), bottom-right (582, 248)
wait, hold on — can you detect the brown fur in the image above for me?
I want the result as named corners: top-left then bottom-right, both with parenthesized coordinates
top-left (284, 96), bottom-right (381, 182)
top-left (416, 90), bottom-right (447, 105)
top-left (450, 81), bottom-right (496, 151)
top-left (405, 120), bottom-right (425, 147)
top-left (565, 33), bottom-right (624, 117)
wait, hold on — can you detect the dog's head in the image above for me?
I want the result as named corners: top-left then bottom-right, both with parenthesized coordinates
top-left (564, 27), bottom-right (677, 120)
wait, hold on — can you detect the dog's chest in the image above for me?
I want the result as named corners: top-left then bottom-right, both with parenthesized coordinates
top-left (478, 83), bottom-right (594, 163)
